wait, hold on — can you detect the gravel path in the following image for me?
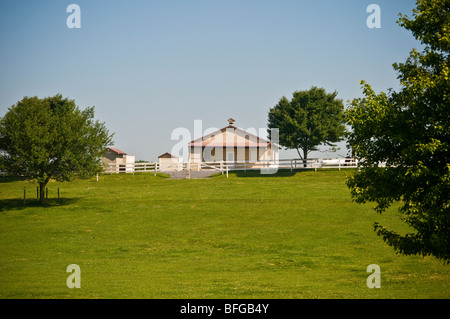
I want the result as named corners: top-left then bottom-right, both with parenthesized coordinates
top-left (161, 170), bottom-right (221, 179)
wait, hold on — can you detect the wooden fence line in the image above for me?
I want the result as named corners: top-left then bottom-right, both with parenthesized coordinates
top-left (103, 158), bottom-right (369, 175)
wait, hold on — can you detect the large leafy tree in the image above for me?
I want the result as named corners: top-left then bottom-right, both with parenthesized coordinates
top-left (0, 94), bottom-right (113, 204)
top-left (267, 86), bottom-right (346, 162)
top-left (346, 0), bottom-right (449, 262)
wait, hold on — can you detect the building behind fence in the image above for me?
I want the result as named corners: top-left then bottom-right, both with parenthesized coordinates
top-left (102, 147), bottom-right (135, 174)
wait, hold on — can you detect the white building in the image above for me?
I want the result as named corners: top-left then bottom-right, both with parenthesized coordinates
top-left (158, 152), bottom-right (183, 171)
top-left (102, 147), bottom-right (135, 173)
top-left (188, 118), bottom-right (279, 167)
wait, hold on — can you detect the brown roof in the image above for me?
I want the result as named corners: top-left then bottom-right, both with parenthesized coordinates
top-left (158, 152), bottom-right (178, 158)
top-left (107, 147), bottom-right (127, 155)
top-left (188, 125), bottom-right (271, 147)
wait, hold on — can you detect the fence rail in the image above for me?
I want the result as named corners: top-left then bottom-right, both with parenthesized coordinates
top-left (102, 158), bottom-right (366, 175)
top-left (0, 158), bottom-right (381, 179)
top-left (103, 162), bottom-right (160, 175)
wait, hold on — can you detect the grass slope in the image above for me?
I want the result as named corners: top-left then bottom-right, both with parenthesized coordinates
top-left (0, 170), bottom-right (448, 298)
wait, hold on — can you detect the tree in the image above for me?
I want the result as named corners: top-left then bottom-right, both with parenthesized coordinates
top-left (346, 0), bottom-right (449, 262)
top-left (0, 94), bottom-right (114, 204)
top-left (267, 86), bottom-right (346, 164)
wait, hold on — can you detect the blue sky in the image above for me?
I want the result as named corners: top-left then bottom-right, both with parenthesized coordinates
top-left (0, 0), bottom-right (419, 161)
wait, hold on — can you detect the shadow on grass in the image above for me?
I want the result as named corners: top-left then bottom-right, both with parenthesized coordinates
top-left (0, 176), bottom-right (28, 183)
top-left (226, 169), bottom-right (299, 177)
top-left (0, 198), bottom-right (78, 211)
top-left (224, 168), bottom-right (359, 178)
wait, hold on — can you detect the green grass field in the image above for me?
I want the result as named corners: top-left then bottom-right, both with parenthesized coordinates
top-left (0, 170), bottom-right (448, 299)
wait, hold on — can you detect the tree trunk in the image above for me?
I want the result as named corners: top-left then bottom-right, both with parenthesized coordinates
top-left (296, 148), bottom-right (308, 168)
top-left (39, 182), bottom-right (48, 204)
top-left (302, 147), bottom-right (308, 168)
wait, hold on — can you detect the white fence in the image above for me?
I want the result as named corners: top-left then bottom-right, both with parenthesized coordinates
top-left (103, 162), bottom-right (160, 175)
top-left (103, 158), bottom-right (363, 175)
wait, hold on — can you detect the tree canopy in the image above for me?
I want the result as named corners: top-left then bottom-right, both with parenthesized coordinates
top-left (267, 86), bottom-right (346, 161)
top-left (346, 0), bottom-right (449, 262)
top-left (0, 94), bottom-right (114, 203)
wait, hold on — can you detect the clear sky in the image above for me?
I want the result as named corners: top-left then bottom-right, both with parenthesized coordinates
top-left (0, 0), bottom-right (419, 161)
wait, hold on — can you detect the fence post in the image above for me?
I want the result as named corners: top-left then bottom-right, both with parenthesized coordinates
top-left (154, 162), bottom-right (157, 176)
top-left (23, 187), bottom-right (26, 205)
top-left (226, 165), bottom-right (228, 178)
top-left (58, 188), bottom-right (60, 200)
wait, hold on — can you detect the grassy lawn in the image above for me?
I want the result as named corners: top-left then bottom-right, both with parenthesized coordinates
top-left (0, 170), bottom-right (448, 299)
